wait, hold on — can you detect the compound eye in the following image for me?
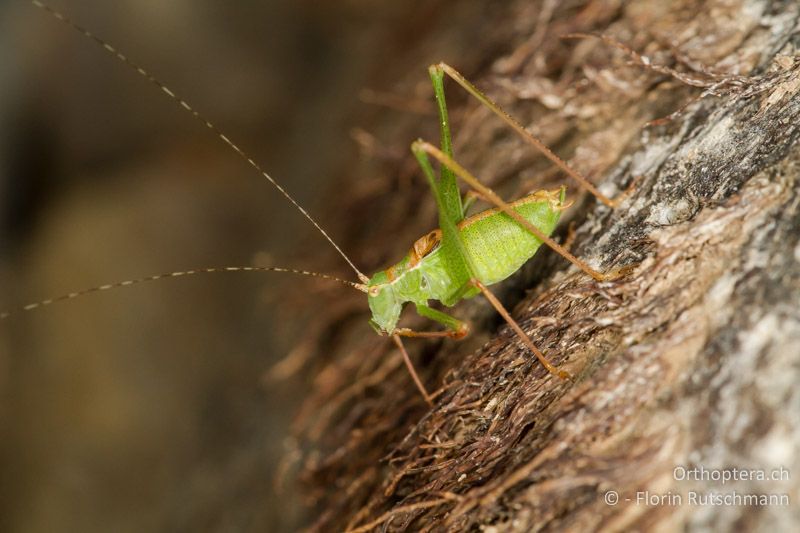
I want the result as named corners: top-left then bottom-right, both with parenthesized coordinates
top-left (368, 286), bottom-right (381, 297)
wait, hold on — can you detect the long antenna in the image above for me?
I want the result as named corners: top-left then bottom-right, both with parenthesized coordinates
top-left (29, 0), bottom-right (369, 283)
top-left (1, 266), bottom-right (367, 320)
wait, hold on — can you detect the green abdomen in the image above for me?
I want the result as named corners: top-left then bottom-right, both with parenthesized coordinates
top-left (459, 195), bottom-right (562, 286)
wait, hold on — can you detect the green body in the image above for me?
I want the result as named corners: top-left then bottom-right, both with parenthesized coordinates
top-left (368, 190), bottom-right (564, 333)
top-left (367, 65), bottom-right (565, 335)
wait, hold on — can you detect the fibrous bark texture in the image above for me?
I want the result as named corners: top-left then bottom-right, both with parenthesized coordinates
top-left (293, 1), bottom-right (800, 531)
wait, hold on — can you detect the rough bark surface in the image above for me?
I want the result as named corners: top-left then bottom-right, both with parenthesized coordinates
top-left (293, 1), bottom-right (800, 531)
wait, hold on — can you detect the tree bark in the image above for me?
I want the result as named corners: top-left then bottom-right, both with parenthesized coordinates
top-left (295, 1), bottom-right (800, 531)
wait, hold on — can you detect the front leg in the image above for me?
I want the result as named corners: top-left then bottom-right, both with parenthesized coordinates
top-left (394, 303), bottom-right (469, 339)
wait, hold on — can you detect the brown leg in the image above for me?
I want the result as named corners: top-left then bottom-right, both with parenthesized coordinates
top-left (562, 221), bottom-right (578, 253)
top-left (434, 62), bottom-right (622, 208)
top-left (392, 334), bottom-right (434, 406)
top-left (394, 324), bottom-right (469, 340)
top-left (411, 140), bottom-right (630, 282)
top-left (471, 279), bottom-right (571, 380)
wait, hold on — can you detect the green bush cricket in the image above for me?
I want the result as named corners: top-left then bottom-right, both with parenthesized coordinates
top-left (6, 1), bottom-right (629, 406)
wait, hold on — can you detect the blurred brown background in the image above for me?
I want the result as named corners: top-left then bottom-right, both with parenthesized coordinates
top-left (0, 1), bottom-right (489, 530)
top-left (6, 1), bottom-right (799, 532)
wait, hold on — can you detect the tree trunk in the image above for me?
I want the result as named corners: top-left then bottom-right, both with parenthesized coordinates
top-left (295, 1), bottom-right (800, 531)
